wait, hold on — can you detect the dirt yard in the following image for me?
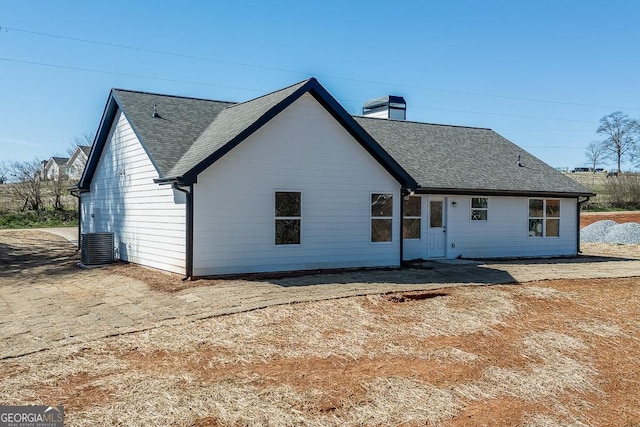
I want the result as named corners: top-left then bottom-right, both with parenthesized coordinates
top-left (581, 210), bottom-right (640, 228)
top-left (1, 216), bottom-right (639, 426)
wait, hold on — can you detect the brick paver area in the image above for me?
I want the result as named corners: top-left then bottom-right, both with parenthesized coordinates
top-left (2, 229), bottom-right (640, 359)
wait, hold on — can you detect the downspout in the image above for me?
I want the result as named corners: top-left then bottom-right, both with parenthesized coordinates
top-left (576, 196), bottom-right (591, 254)
top-left (69, 188), bottom-right (82, 251)
top-left (172, 183), bottom-right (193, 281)
top-left (399, 187), bottom-right (404, 266)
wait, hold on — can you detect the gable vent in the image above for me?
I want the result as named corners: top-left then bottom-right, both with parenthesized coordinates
top-left (363, 95), bottom-right (406, 120)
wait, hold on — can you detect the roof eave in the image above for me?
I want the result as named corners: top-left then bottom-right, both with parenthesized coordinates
top-left (415, 187), bottom-right (595, 198)
top-left (77, 91), bottom-right (118, 190)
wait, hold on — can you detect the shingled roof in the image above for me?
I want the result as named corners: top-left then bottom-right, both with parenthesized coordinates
top-left (80, 78), bottom-right (413, 189)
top-left (169, 79), bottom-right (311, 181)
top-left (112, 89), bottom-right (234, 176)
top-left (354, 117), bottom-right (592, 197)
top-left (81, 78), bottom-right (592, 197)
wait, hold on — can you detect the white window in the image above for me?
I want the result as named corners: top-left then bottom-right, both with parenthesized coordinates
top-left (528, 199), bottom-right (560, 238)
top-left (403, 196), bottom-right (421, 239)
top-left (371, 193), bottom-right (393, 242)
top-left (471, 197), bottom-right (488, 221)
top-left (275, 192), bottom-right (301, 245)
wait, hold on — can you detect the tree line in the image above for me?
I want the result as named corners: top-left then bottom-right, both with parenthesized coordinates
top-left (585, 111), bottom-right (640, 173)
top-left (0, 132), bottom-right (93, 213)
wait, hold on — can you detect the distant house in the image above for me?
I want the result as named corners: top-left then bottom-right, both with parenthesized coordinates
top-left (43, 157), bottom-right (70, 180)
top-left (66, 145), bottom-right (92, 180)
top-left (75, 78), bottom-right (594, 277)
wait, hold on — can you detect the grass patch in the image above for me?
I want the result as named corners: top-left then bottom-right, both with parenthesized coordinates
top-left (0, 209), bottom-right (78, 229)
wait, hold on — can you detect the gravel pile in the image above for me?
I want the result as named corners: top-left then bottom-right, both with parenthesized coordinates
top-left (581, 220), bottom-right (640, 244)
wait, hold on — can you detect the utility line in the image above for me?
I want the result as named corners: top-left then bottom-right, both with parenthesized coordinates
top-left (2, 25), bottom-right (639, 112)
top-left (0, 56), bottom-right (597, 124)
top-left (0, 57), bottom-right (264, 92)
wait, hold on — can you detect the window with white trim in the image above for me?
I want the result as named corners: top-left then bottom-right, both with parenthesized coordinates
top-left (403, 196), bottom-right (421, 239)
top-left (528, 199), bottom-right (560, 237)
top-left (371, 193), bottom-right (393, 242)
top-left (471, 197), bottom-right (488, 221)
top-left (275, 191), bottom-right (301, 245)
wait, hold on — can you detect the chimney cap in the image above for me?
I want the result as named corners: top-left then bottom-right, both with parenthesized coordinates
top-left (363, 95), bottom-right (406, 110)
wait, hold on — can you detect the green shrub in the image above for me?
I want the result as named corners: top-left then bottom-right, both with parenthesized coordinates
top-left (0, 209), bottom-right (78, 229)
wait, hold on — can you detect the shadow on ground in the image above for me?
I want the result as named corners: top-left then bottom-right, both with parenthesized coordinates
top-left (0, 231), bottom-right (79, 279)
top-left (481, 255), bottom-right (636, 265)
top-left (263, 262), bottom-right (516, 287)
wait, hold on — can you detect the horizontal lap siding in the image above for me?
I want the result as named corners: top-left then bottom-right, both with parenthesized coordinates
top-left (80, 111), bottom-right (186, 274)
top-left (193, 94), bottom-right (400, 276)
top-left (445, 196), bottom-right (577, 258)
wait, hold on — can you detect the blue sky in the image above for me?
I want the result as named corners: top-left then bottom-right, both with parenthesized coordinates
top-left (1, 1), bottom-right (639, 170)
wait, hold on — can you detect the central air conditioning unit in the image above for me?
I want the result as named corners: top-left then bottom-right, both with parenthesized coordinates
top-left (80, 232), bottom-right (114, 265)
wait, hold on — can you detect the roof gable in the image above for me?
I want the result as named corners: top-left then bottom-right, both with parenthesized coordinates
top-left (354, 117), bottom-right (592, 196)
top-left (68, 145), bottom-right (91, 166)
top-left (45, 157), bottom-right (69, 172)
top-left (169, 80), bottom-right (311, 181)
top-left (167, 78), bottom-right (414, 186)
top-left (79, 90), bottom-right (233, 189)
top-left (112, 89), bottom-right (234, 175)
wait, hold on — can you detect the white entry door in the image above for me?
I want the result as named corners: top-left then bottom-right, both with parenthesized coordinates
top-left (427, 197), bottom-right (446, 258)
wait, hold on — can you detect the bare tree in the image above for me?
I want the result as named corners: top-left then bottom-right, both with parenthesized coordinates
top-left (0, 161), bottom-right (8, 184)
top-left (47, 175), bottom-right (67, 211)
top-left (66, 131), bottom-right (95, 156)
top-left (585, 140), bottom-right (606, 172)
top-left (596, 111), bottom-right (640, 173)
top-left (10, 159), bottom-right (45, 211)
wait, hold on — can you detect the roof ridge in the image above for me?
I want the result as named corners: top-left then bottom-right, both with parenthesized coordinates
top-left (111, 88), bottom-right (237, 105)
top-left (353, 115), bottom-right (492, 131)
top-left (222, 78), bottom-right (313, 111)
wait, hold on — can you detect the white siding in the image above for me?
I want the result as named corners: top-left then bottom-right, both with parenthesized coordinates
top-left (192, 93), bottom-right (401, 276)
top-left (68, 152), bottom-right (88, 180)
top-left (80, 111), bottom-right (186, 274)
top-left (441, 195), bottom-right (578, 259)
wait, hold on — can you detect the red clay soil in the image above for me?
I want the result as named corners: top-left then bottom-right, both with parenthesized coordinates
top-left (69, 279), bottom-right (640, 426)
top-left (580, 211), bottom-right (640, 228)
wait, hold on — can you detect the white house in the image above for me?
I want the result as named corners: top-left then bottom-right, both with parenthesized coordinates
top-left (43, 157), bottom-right (70, 180)
top-left (66, 145), bottom-right (91, 180)
top-left (75, 78), bottom-right (593, 277)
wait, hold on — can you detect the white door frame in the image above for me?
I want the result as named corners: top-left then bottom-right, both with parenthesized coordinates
top-left (427, 196), bottom-right (447, 258)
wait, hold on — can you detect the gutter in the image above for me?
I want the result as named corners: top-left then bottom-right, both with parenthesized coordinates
top-left (415, 186), bottom-right (595, 199)
top-left (399, 187), bottom-right (404, 266)
top-left (172, 183), bottom-right (193, 281)
top-left (576, 196), bottom-right (591, 254)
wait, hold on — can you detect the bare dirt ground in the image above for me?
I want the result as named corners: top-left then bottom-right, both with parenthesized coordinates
top-left (1, 217), bottom-right (639, 426)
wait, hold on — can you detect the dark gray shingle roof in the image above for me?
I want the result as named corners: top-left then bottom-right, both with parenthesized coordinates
top-left (354, 116), bottom-right (591, 196)
top-left (112, 89), bottom-right (234, 177)
top-left (83, 79), bottom-right (591, 197)
top-left (169, 79), bottom-right (310, 179)
top-left (51, 157), bottom-right (69, 166)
